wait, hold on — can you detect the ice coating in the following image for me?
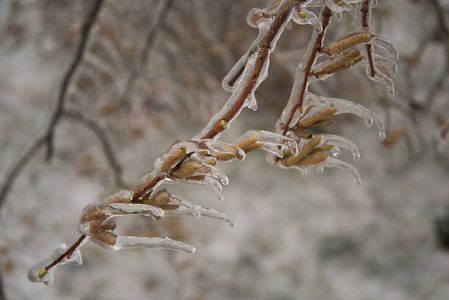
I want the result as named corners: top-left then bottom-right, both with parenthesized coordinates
top-left (28, 232), bottom-right (88, 285)
top-left (316, 157), bottom-right (362, 185)
top-left (233, 130), bottom-right (298, 156)
top-left (290, 7), bottom-right (319, 28)
top-left (247, 94), bottom-right (258, 111)
top-left (185, 176), bottom-right (224, 201)
top-left (366, 66), bottom-right (396, 97)
top-left (306, 93), bottom-right (386, 139)
top-left (321, 134), bottom-right (361, 161)
top-left (222, 54), bottom-right (248, 92)
top-left (168, 195), bottom-right (202, 219)
top-left (164, 205), bottom-right (236, 227)
top-left (202, 140), bottom-right (246, 161)
top-left (275, 6), bottom-right (331, 134)
top-left (371, 36), bottom-right (399, 61)
top-left (196, 2), bottom-right (294, 140)
top-left (373, 54), bottom-right (398, 77)
top-left (185, 160), bottom-right (230, 186)
top-left (106, 203), bottom-right (165, 219)
top-left (114, 236), bottom-right (196, 254)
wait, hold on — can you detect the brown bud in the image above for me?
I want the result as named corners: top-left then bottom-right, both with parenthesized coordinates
top-left (215, 152), bottom-right (236, 161)
top-left (160, 145), bottom-right (187, 172)
top-left (282, 135), bottom-right (322, 167)
top-left (323, 32), bottom-right (373, 55)
top-left (174, 159), bottom-right (201, 179)
top-left (242, 142), bottom-right (264, 153)
top-left (80, 209), bottom-right (107, 224)
top-left (145, 188), bottom-right (171, 207)
top-left (160, 204), bottom-right (180, 211)
top-left (297, 108), bottom-right (338, 129)
top-left (92, 232), bottom-right (117, 246)
top-left (101, 221), bottom-right (117, 232)
top-left (235, 135), bottom-right (258, 152)
top-left (295, 152), bottom-right (328, 166)
top-left (313, 50), bottom-right (362, 77)
top-left (292, 129), bottom-right (313, 139)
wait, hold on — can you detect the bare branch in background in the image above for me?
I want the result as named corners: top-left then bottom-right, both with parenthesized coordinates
top-left (0, 0), bottom-right (104, 209)
top-left (63, 110), bottom-right (124, 187)
top-left (44, 0), bottom-right (105, 160)
top-left (119, 0), bottom-right (175, 107)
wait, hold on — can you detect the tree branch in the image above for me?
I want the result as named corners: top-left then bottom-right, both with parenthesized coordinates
top-left (0, 0), bottom-right (104, 211)
top-left (63, 110), bottom-right (125, 187)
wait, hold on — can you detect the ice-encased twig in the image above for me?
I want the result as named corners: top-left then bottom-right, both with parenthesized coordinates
top-left (197, 2), bottom-right (294, 140)
top-left (113, 236), bottom-right (196, 254)
top-left (232, 130), bottom-right (298, 156)
top-left (306, 93), bottom-right (386, 140)
top-left (321, 134), bottom-right (361, 161)
top-left (275, 6), bottom-right (332, 135)
top-left (28, 232), bottom-right (89, 285)
top-left (105, 203), bottom-right (164, 219)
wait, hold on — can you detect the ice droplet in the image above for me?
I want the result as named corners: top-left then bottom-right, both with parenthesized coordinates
top-left (321, 134), bottom-right (360, 161)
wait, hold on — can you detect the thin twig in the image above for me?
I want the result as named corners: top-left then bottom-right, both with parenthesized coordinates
top-left (0, 0), bottom-right (104, 210)
top-left (201, 3), bottom-right (294, 139)
top-left (167, 252), bottom-right (189, 300)
top-left (128, 2), bottom-right (296, 199)
top-left (119, 0), bottom-right (175, 106)
top-left (0, 263), bottom-right (5, 300)
top-left (63, 110), bottom-right (125, 187)
top-left (45, 0), bottom-right (104, 160)
top-left (281, 7), bottom-right (332, 135)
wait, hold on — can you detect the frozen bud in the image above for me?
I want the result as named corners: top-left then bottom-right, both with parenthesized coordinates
top-left (297, 108), bottom-right (338, 128)
top-left (160, 145), bottom-right (187, 172)
top-left (80, 209), bottom-right (107, 224)
top-left (92, 232), bottom-right (117, 246)
top-left (145, 188), bottom-right (171, 207)
top-left (322, 31), bottom-right (374, 55)
top-left (282, 135), bottom-right (322, 167)
top-left (174, 159), bottom-right (202, 179)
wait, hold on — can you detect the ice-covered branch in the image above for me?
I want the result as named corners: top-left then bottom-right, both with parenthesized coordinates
top-left (28, 0), bottom-right (398, 286)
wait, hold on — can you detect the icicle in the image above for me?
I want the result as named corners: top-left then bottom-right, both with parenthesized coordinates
top-left (185, 176), bottom-right (224, 201)
top-left (306, 93), bottom-right (385, 139)
top-left (259, 144), bottom-right (285, 158)
top-left (114, 236), bottom-right (196, 254)
top-left (164, 205), bottom-right (236, 227)
top-left (180, 161), bottom-right (230, 186)
top-left (105, 203), bottom-right (165, 219)
top-left (168, 195), bottom-right (202, 219)
top-left (28, 232), bottom-right (89, 285)
top-left (369, 67), bottom-right (396, 97)
top-left (371, 36), bottom-right (399, 61)
top-left (321, 134), bottom-right (360, 161)
top-left (316, 157), bottom-right (362, 184)
top-left (373, 54), bottom-right (398, 77)
top-left (290, 7), bottom-right (319, 28)
top-left (334, 12), bottom-right (343, 22)
top-left (222, 53), bottom-right (249, 92)
top-left (247, 94), bottom-right (258, 111)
